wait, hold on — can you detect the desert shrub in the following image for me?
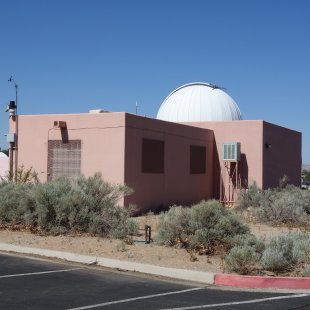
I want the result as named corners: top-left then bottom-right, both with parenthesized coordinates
top-left (0, 173), bottom-right (137, 239)
top-left (261, 234), bottom-right (296, 272)
top-left (237, 184), bottom-right (310, 225)
top-left (278, 174), bottom-right (290, 189)
top-left (300, 190), bottom-right (310, 214)
top-left (283, 185), bottom-right (310, 214)
top-left (72, 173), bottom-right (133, 211)
top-left (292, 233), bottom-right (310, 265)
top-left (236, 182), bottom-right (262, 211)
top-left (261, 233), bottom-right (310, 273)
top-left (255, 188), bottom-right (307, 225)
top-left (232, 233), bottom-right (265, 254)
top-left (2, 165), bottom-right (39, 184)
top-left (15, 165), bottom-right (39, 184)
top-left (225, 245), bottom-right (260, 275)
top-left (32, 174), bottom-right (137, 237)
top-left (156, 200), bottom-right (250, 254)
top-left (189, 200), bottom-right (249, 253)
top-left (34, 178), bottom-right (72, 230)
top-left (302, 265), bottom-right (310, 277)
top-left (106, 207), bottom-right (139, 239)
top-left (0, 182), bottom-right (35, 225)
top-left (156, 206), bottom-right (192, 246)
top-left (68, 174), bottom-right (137, 238)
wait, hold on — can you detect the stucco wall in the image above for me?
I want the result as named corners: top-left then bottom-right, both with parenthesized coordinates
top-left (185, 120), bottom-right (265, 199)
top-left (10, 113), bottom-right (126, 184)
top-left (186, 120), bottom-right (301, 197)
top-left (262, 121), bottom-right (301, 188)
top-left (124, 114), bottom-right (214, 213)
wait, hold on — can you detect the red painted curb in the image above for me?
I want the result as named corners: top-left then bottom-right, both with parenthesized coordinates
top-left (215, 274), bottom-right (310, 290)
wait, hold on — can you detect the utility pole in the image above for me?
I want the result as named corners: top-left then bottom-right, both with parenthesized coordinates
top-left (7, 76), bottom-right (18, 181)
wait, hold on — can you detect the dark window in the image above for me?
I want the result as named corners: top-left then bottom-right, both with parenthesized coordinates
top-left (142, 138), bottom-right (164, 173)
top-left (190, 145), bottom-right (206, 174)
top-left (47, 140), bottom-right (81, 181)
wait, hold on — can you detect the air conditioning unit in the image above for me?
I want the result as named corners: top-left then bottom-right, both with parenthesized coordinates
top-left (222, 142), bottom-right (241, 161)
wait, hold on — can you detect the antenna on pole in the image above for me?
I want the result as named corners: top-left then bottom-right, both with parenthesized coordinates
top-left (135, 101), bottom-right (138, 115)
top-left (8, 75), bottom-right (18, 115)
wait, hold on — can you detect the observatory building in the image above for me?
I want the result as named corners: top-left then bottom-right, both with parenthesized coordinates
top-left (8, 82), bottom-right (301, 213)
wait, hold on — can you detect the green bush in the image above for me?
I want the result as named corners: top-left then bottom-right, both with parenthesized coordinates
top-left (225, 245), bottom-right (260, 275)
top-left (156, 200), bottom-right (250, 254)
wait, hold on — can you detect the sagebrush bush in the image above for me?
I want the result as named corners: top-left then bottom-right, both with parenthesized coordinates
top-left (156, 206), bottom-right (191, 246)
top-left (156, 200), bottom-right (250, 254)
top-left (292, 233), bottom-right (310, 265)
top-left (261, 235), bottom-right (295, 272)
top-left (189, 200), bottom-right (249, 253)
top-left (0, 182), bottom-right (35, 225)
top-left (225, 245), bottom-right (260, 275)
top-left (255, 190), bottom-right (306, 225)
top-left (302, 264), bottom-right (310, 277)
top-left (34, 178), bottom-right (72, 230)
top-left (261, 233), bottom-right (310, 273)
top-left (231, 234), bottom-right (265, 254)
top-left (236, 183), bottom-right (262, 210)
top-left (237, 184), bottom-right (310, 225)
top-left (0, 173), bottom-right (137, 239)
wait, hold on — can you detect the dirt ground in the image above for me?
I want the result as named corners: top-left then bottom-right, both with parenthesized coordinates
top-left (0, 214), bottom-right (303, 274)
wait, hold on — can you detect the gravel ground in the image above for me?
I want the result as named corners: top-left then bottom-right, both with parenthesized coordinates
top-left (0, 214), bottom-right (302, 274)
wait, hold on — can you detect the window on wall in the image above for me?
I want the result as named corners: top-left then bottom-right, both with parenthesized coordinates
top-left (142, 138), bottom-right (164, 173)
top-left (190, 145), bottom-right (206, 174)
top-left (47, 140), bottom-right (81, 181)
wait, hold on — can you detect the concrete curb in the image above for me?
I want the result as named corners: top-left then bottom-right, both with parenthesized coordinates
top-left (0, 243), bottom-right (214, 285)
top-left (215, 274), bottom-right (310, 290)
top-left (1, 242), bottom-right (310, 290)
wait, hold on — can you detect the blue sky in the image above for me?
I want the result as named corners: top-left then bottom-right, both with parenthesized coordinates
top-left (0, 0), bottom-right (309, 163)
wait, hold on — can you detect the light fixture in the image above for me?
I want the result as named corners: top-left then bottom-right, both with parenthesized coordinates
top-left (5, 100), bottom-right (17, 116)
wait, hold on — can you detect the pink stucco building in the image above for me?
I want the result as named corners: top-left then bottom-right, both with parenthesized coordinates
top-left (7, 83), bottom-right (302, 212)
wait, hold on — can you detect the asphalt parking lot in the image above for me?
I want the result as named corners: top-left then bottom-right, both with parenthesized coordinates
top-left (0, 252), bottom-right (309, 310)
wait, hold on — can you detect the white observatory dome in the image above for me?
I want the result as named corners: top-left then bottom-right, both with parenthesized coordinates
top-left (0, 152), bottom-right (9, 179)
top-left (156, 82), bottom-right (242, 122)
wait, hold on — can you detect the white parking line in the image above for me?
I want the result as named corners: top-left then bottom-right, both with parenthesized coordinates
top-left (0, 268), bottom-right (81, 278)
top-left (161, 293), bottom-right (310, 309)
top-left (67, 287), bottom-right (203, 310)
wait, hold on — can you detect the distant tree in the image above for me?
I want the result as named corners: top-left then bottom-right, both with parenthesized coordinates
top-left (302, 170), bottom-right (310, 182)
top-left (0, 149), bottom-right (9, 156)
